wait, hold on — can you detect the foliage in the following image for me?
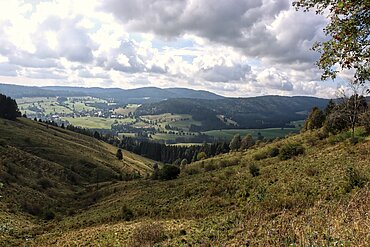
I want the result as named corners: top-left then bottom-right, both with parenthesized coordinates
top-left (293, 0), bottom-right (370, 84)
top-left (196, 151), bottom-right (207, 161)
top-left (0, 94), bottom-right (21, 120)
top-left (240, 134), bottom-right (255, 150)
top-left (279, 143), bottom-right (305, 160)
top-left (325, 99), bottom-right (336, 115)
top-left (158, 165), bottom-right (180, 180)
top-left (360, 109), bottom-right (370, 133)
top-left (229, 134), bottom-right (241, 151)
top-left (346, 166), bottom-right (367, 192)
top-left (249, 164), bottom-right (260, 177)
top-left (130, 223), bottom-right (166, 246)
top-left (120, 137), bottom-right (229, 164)
top-left (116, 149), bottom-right (123, 160)
top-left (121, 205), bottom-right (134, 221)
top-left (137, 96), bottom-right (329, 130)
top-left (304, 107), bottom-right (326, 131)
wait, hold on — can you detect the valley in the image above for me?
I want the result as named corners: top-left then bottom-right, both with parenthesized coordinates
top-left (3, 84), bottom-right (321, 145)
top-left (0, 116), bottom-right (368, 246)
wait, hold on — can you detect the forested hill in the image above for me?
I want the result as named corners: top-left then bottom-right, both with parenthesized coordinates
top-left (136, 96), bottom-right (329, 130)
top-left (0, 83), bottom-right (223, 103)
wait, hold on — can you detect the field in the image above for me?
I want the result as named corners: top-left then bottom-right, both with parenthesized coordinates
top-left (16, 96), bottom-right (307, 143)
top-left (113, 104), bottom-right (140, 116)
top-left (63, 117), bottom-right (136, 129)
top-left (17, 96), bottom-right (106, 117)
top-left (204, 127), bottom-right (300, 141)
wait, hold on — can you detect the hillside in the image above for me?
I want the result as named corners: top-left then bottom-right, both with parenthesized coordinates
top-left (1, 120), bottom-right (368, 246)
top-left (136, 96), bottom-right (329, 130)
top-left (0, 118), bottom-right (156, 246)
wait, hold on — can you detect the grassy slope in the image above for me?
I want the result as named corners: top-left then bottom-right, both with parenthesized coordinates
top-left (0, 118), bottom-right (155, 246)
top-left (26, 129), bottom-right (370, 246)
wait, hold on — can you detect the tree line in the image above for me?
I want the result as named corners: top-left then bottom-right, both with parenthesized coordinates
top-left (119, 137), bottom-right (230, 164)
top-left (0, 93), bottom-right (21, 120)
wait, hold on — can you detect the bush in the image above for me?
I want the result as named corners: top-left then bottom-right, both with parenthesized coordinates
top-left (121, 205), bottom-right (134, 221)
top-left (37, 178), bottom-right (53, 190)
top-left (346, 166), bottom-right (367, 192)
top-left (158, 165), bottom-right (180, 180)
top-left (253, 151), bottom-right (268, 161)
top-left (196, 152), bottom-right (207, 161)
top-left (130, 223), bottom-right (166, 247)
top-left (204, 163), bottom-right (217, 172)
top-left (249, 164), bottom-right (260, 177)
top-left (184, 167), bottom-right (200, 175)
top-left (42, 208), bottom-right (55, 221)
top-left (267, 147), bottom-right (279, 157)
top-left (278, 143), bottom-right (305, 160)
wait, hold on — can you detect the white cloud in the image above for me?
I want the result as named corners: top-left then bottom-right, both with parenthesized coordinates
top-left (0, 0), bottom-right (339, 98)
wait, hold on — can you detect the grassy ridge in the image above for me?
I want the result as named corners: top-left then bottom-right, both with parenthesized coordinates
top-left (0, 118), bottom-right (156, 246)
top-left (25, 129), bottom-right (370, 246)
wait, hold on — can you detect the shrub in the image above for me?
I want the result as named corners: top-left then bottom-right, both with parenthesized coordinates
top-left (253, 151), bottom-right (268, 161)
top-left (37, 178), bottom-right (53, 190)
top-left (249, 164), bottom-right (260, 177)
top-left (267, 147), bottom-right (279, 157)
top-left (346, 166), bottom-right (367, 192)
top-left (130, 222), bottom-right (166, 247)
top-left (196, 152), bottom-right (207, 161)
top-left (204, 163), bottom-right (217, 172)
top-left (42, 208), bottom-right (55, 221)
top-left (158, 165), bottom-right (180, 180)
top-left (278, 143), bottom-right (305, 160)
top-left (121, 205), bottom-right (134, 221)
top-left (184, 167), bottom-right (200, 175)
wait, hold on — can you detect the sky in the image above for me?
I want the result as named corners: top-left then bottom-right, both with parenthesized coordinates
top-left (0, 0), bottom-right (350, 98)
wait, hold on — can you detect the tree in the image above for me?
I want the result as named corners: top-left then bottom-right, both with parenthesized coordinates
top-left (240, 134), bottom-right (255, 150)
top-left (180, 158), bottom-right (188, 169)
top-left (293, 0), bottom-right (369, 85)
top-left (229, 134), bottom-right (241, 151)
top-left (324, 83), bottom-right (368, 137)
top-left (304, 107), bottom-right (326, 130)
top-left (94, 131), bottom-right (101, 139)
top-left (152, 163), bottom-right (159, 180)
top-left (325, 99), bottom-right (336, 116)
top-left (0, 94), bottom-right (21, 120)
top-left (116, 149), bottom-right (123, 160)
top-left (196, 151), bottom-right (207, 161)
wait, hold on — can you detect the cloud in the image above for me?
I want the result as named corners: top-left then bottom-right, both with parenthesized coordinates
top-left (256, 68), bottom-right (293, 91)
top-left (0, 63), bottom-right (19, 76)
top-left (0, 0), bottom-right (339, 98)
top-left (198, 63), bottom-right (251, 83)
top-left (100, 0), bottom-right (326, 65)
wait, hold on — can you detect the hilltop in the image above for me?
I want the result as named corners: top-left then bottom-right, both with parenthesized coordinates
top-left (1, 117), bottom-right (368, 246)
top-left (0, 84), bottom-right (223, 104)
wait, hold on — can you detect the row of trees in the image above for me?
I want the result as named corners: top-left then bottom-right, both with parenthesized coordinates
top-left (119, 137), bottom-right (230, 164)
top-left (304, 92), bottom-right (369, 137)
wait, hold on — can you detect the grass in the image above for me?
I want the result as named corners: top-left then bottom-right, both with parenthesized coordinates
top-left (113, 104), bottom-right (140, 116)
top-left (0, 117), bottom-right (157, 246)
top-left (204, 127), bottom-right (300, 141)
top-left (1, 118), bottom-right (369, 246)
top-left (62, 117), bottom-right (135, 129)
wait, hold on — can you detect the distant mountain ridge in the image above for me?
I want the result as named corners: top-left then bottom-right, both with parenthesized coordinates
top-left (136, 96), bottom-right (330, 130)
top-left (0, 83), bottom-right (223, 103)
